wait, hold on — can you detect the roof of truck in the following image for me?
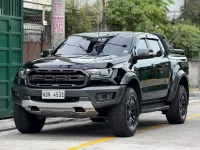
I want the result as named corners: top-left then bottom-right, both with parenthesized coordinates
top-left (73, 31), bottom-right (146, 37)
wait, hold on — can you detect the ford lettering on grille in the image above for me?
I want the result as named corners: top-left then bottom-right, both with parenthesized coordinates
top-left (27, 69), bottom-right (89, 88)
top-left (31, 75), bottom-right (85, 82)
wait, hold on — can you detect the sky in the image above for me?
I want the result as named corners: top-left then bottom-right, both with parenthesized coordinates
top-left (168, 0), bottom-right (184, 11)
top-left (167, 0), bottom-right (185, 20)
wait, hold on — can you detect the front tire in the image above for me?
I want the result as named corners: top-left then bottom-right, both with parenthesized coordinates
top-left (166, 85), bottom-right (188, 124)
top-left (14, 104), bottom-right (46, 133)
top-left (109, 87), bottom-right (139, 137)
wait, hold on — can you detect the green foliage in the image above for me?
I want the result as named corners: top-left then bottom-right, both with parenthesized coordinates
top-left (104, 0), bottom-right (200, 59)
top-left (106, 0), bottom-right (171, 33)
top-left (167, 24), bottom-right (200, 59)
top-left (65, 0), bottom-right (93, 37)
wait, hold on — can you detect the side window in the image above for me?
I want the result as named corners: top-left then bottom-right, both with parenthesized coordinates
top-left (147, 39), bottom-right (162, 57)
top-left (136, 39), bottom-right (148, 50)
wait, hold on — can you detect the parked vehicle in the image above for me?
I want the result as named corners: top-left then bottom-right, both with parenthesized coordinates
top-left (12, 32), bottom-right (189, 137)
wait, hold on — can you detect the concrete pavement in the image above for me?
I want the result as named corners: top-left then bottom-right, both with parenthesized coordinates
top-left (0, 97), bottom-right (199, 133)
top-left (0, 99), bottom-right (200, 150)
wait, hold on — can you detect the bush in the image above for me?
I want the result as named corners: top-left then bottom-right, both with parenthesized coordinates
top-left (167, 24), bottom-right (200, 59)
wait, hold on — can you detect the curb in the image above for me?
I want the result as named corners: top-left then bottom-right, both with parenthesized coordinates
top-left (190, 92), bottom-right (200, 98)
top-left (0, 127), bottom-right (16, 133)
top-left (0, 118), bottom-right (75, 133)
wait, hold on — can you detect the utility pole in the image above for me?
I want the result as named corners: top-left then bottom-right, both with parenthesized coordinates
top-left (100, 0), bottom-right (103, 32)
top-left (97, 0), bottom-right (105, 32)
top-left (101, 0), bottom-right (107, 31)
top-left (51, 0), bottom-right (65, 49)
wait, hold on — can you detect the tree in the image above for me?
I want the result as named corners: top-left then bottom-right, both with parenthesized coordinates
top-left (104, 0), bottom-right (200, 59)
top-left (105, 0), bottom-right (173, 34)
top-left (181, 0), bottom-right (200, 25)
top-left (167, 24), bottom-right (200, 59)
top-left (65, 0), bottom-right (94, 37)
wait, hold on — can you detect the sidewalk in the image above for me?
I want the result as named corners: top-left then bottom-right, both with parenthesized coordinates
top-left (0, 117), bottom-right (74, 132)
top-left (190, 92), bottom-right (200, 98)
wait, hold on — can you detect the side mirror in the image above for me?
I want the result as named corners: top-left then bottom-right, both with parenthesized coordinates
top-left (136, 49), bottom-right (155, 59)
top-left (41, 49), bottom-right (53, 57)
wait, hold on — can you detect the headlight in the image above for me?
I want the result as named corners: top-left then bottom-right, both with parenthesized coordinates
top-left (85, 69), bottom-right (113, 78)
top-left (18, 68), bottom-right (30, 79)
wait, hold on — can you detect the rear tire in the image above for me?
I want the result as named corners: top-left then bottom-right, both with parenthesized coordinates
top-left (109, 87), bottom-right (139, 137)
top-left (90, 118), bottom-right (106, 122)
top-left (14, 104), bottom-right (46, 133)
top-left (166, 85), bottom-right (188, 124)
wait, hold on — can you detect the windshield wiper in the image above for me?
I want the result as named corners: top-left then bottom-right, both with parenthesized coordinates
top-left (53, 54), bottom-right (62, 57)
top-left (78, 44), bottom-right (87, 52)
top-left (99, 54), bottom-right (110, 56)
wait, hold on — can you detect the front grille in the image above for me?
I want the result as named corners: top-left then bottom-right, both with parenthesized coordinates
top-left (31, 96), bottom-right (79, 103)
top-left (27, 69), bottom-right (89, 88)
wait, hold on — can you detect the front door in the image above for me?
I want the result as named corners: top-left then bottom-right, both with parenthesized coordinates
top-left (145, 35), bottom-right (171, 99)
top-left (134, 37), bottom-right (158, 101)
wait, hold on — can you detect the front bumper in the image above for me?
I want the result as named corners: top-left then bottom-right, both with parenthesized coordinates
top-left (12, 85), bottom-right (125, 117)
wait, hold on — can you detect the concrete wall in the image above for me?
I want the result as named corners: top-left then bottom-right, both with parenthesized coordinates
top-left (24, 0), bottom-right (51, 10)
top-left (188, 61), bottom-right (200, 88)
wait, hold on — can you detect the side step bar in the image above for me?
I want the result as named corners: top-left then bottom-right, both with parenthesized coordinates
top-left (141, 100), bottom-right (170, 113)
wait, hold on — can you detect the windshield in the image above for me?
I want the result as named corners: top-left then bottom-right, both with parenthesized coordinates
top-left (53, 35), bottom-right (133, 57)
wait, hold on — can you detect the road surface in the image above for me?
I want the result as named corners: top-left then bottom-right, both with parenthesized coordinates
top-left (0, 100), bottom-right (200, 150)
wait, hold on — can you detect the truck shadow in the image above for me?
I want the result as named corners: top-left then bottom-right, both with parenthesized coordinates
top-left (38, 118), bottom-right (168, 138)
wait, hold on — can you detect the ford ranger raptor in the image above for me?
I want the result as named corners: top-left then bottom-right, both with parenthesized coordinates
top-left (12, 32), bottom-right (189, 137)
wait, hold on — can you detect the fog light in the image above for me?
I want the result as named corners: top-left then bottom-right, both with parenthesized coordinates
top-left (96, 93), bottom-right (115, 102)
top-left (12, 91), bottom-right (20, 100)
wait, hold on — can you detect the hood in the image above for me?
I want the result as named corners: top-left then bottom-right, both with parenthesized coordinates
top-left (24, 55), bottom-right (128, 69)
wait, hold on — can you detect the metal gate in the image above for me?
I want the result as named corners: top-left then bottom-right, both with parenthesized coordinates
top-left (0, 0), bottom-right (23, 119)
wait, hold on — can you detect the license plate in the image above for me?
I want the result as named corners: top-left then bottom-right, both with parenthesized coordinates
top-left (42, 90), bottom-right (65, 99)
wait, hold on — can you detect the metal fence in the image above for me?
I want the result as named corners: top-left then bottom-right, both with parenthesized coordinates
top-left (23, 0), bottom-right (51, 63)
top-left (0, 0), bottom-right (21, 17)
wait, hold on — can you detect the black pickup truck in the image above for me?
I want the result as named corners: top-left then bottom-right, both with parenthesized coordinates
top-left (12, 32), bottom-right (189, 137)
